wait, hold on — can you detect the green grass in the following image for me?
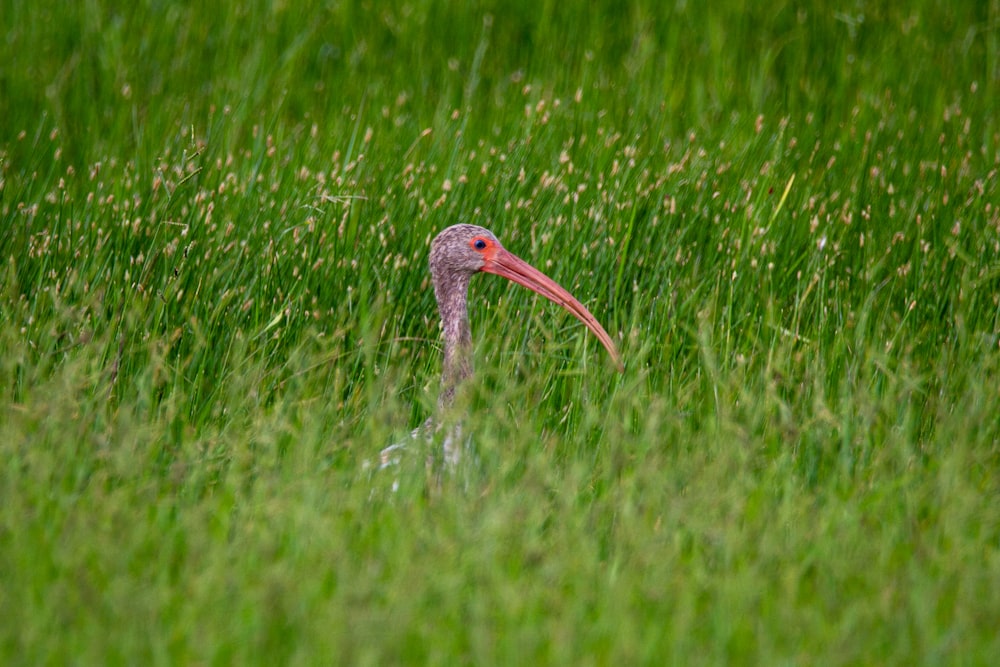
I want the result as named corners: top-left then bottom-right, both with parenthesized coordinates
top-left (2, 0), bottom-right (999, 663)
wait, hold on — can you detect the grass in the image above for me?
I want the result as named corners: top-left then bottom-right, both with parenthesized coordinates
top-left (2, 0), bottom-right (999, 663)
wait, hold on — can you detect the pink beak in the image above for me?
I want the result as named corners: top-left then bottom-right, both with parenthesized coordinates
top-left (482, 247), bottom-right (624, 372)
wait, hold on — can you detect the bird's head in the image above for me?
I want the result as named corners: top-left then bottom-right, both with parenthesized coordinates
top-left (429, 223), bottom-right (500, 276)
top-left (429, 223), bottom-right (624, 372)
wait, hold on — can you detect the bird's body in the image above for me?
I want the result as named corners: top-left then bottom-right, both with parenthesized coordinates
top-left (381, 223), bottom-right (623, 470)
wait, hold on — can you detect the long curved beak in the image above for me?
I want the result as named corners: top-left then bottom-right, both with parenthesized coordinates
top-left (482, 247), bottom-right (624, 372)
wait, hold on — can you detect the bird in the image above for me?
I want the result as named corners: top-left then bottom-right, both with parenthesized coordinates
top-left (381, 223), bottom-right (623, 470)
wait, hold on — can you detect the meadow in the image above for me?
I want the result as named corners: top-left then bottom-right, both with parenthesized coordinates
top-left (1, 0), bottom-right (999, 663)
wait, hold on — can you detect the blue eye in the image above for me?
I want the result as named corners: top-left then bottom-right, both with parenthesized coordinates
top-left (473, 239), bottom-right (487, 250)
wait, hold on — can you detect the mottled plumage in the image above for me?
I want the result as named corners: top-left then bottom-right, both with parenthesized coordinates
top-left (429, 224), bottom-right (491, 407)
top-left (380, 224), bottom-right (623, 471)
top-left (430, 223), bottom-right (622, 407)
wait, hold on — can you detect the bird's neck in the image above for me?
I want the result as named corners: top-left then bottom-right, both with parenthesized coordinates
top-left (434, 272), bottom-right (473, 409)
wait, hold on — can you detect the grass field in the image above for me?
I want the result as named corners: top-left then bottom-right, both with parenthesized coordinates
top-left (2, 0), bottom-right (999, 663)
